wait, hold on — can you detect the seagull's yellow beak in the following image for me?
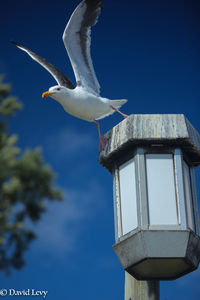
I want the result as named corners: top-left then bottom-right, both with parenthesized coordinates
top-left (42, 91), bottom-right (53, 98)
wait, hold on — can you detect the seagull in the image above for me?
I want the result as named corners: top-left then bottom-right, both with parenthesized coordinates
top-left (11, 0), bottom-right (128, 151)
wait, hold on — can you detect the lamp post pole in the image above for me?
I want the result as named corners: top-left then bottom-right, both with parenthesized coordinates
top-left (124, 272), bottom-right (160, 300)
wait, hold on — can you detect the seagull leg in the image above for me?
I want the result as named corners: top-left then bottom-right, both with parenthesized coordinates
top-left (111, 105), bottom-right (128, 118)
top-left (94, 121), bottom-right (108, 152)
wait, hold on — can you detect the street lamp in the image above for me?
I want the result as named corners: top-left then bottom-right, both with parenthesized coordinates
top-left (99, 114), bottom-right (200, 281)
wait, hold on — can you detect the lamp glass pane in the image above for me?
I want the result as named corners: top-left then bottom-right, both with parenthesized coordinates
top-left (146, 154), bottom-right (178, 225)
top-left (119, 159), bottom-right (138, 235)
top-left (183, 161), bottom-right (195, 231)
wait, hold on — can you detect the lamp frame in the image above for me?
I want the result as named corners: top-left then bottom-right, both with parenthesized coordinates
top-left (113, 147), bottom-right (200, 243)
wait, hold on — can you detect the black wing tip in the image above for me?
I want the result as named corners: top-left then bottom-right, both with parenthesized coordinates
top-left (85, 0), bottom-right (102, 7)
top-left (10, 40), bottom-right (21, 47)
top-left (85, 0), bottom-right (102, 3)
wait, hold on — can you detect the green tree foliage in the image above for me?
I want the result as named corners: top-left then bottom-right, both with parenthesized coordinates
top-left (0, 76), bottom-right (63, 274)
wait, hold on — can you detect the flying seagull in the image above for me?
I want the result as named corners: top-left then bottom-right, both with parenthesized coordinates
top-left (11, 0), bottom-right (128, 151)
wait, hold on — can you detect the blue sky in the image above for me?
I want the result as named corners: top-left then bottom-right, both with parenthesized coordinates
top-left (0, 0), bottom-right (200, 299)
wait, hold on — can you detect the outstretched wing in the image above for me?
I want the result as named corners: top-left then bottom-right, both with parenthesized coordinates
top-left (11, 41), bottom-right (75, 89)
top-left (63, 0), bottom-right (102, 95)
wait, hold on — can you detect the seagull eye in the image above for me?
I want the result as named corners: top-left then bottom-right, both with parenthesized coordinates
top-left (56, 87), bottom-right (61, 91)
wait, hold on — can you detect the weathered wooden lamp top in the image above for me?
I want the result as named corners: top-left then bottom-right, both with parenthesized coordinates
top-left (99, 114), bottom-right (200, 173)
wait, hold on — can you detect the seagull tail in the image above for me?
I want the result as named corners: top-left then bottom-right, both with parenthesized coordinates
top-left (95, 99), bottom-right (128, 121)
top-left (109, 99), bottom-right (128, 109)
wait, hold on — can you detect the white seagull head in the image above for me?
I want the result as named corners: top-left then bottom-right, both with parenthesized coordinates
top-left (42, 85), bottom-right (69, 101)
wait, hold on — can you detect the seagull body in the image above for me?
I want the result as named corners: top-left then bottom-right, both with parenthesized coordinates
top-left (44, 85), bottom-right (127, 122)
top-left (11, 0), bottom-right (128, 150)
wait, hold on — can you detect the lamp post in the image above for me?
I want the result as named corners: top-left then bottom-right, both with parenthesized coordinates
top-left (98, 114), bottom-right (200, 300)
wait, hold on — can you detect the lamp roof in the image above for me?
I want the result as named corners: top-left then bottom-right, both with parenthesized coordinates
top-left (99, 114), bottom-right (200, 173)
